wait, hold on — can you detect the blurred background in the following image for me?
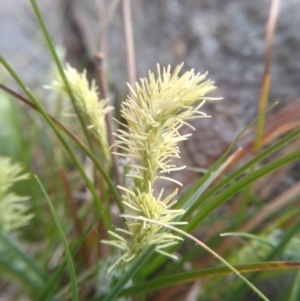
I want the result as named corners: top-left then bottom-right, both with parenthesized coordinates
top-left (1, 0), bottom-right (300, 164)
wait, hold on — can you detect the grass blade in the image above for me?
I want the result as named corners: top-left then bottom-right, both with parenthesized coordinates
top-left (35, 176), bottom-right (79, 301)
top-left (289, 269), bottom-right (300, 301)
top-left (29, 0), bottom-right (93, 149)
top-left (102, 246), bottom-right (155, 301)
top-left (176, 102), bottom-right (277, 210)
top-left (184, 128), bottom-right (300, 218)
top-left (37, 220), bottom-right (97, 301)
top-left (186, 148), bottom-right (300, 232)
top-left (224, 210), bottom-right (300, 301)
top-left (141, 146), bottom-right (300, 278)
top-left (120, 261), bottom-right (300, 296)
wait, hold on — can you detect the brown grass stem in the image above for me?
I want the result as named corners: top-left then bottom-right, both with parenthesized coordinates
top-left (94, 52), bottom-right (122, 189)
top-left (255, 0), bottom-right (280, 154)
top-left (58, 167), bottom-right (90, 267)
top-left (122, 0), bottom-right (136, 98)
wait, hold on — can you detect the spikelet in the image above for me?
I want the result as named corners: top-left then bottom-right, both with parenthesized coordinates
top-left (113, 63), bottom-right (217, 189)
top-left (46, 64), bottom-right (113, 160)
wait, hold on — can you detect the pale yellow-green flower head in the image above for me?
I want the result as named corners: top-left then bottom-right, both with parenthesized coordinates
top-left (47, 64), bottom-right (113, 160)
top-left (103, 186), bottom-right (185, 272)
top-left (103, 63), bottom-right (219, 271)
top-left (0, 157), bottom-right (33, 234)
top-left (114, 63), bottom-right (217, 190)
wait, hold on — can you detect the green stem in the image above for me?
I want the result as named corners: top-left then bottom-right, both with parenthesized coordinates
top-left (29, 0), bottom-right (94, 151)
top-left (36, 176), bottom-right (78, 301)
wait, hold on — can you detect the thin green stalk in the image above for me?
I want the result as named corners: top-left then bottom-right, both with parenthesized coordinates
top-left (102, 246), bottom-right (155, 301)
top-left (35, 176), bottom-right (78, 301)
top-left (289, 269), bottom-right (300, 301)
top-left (37, 220), bottom-right (96, 301)
top-left (160, 223), bottom-right (234, 277)
top-left (239, 175), bottom-right (255, 226)
top-left (30, 0), bottom-right (114, 219)
top-left (120, 262), bottom-right (300, 296)
top-left (221, 232), bottom-right (274, 248)
top-left (29, 0), bottom-right (94, 150)
top-left (272, 207), bottom-right (300, 229)
top-left (255, 74), bottom-right (271, 154)
top-left (0, 56), bottom-right (112, 230)
top-left (122, 215), bottom-right (270, 301)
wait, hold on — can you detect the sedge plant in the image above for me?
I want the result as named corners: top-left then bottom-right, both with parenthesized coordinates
top-left (2, 56), bottom-right (300, 300)
top-left (1, 1), bottom-right (300, 299)
top-left (1, 54), bottom-right (300, 301)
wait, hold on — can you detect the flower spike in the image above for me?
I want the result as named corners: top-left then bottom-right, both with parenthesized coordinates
top-left (46, 64), bottom-right (113, 160)
top-left (103, 63), bottom-right (220, 271)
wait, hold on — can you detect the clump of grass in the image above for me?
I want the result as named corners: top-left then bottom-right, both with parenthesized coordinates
top-left (0, 0), bottom-right (300, 300)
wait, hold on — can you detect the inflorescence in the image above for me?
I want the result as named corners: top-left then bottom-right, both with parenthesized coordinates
top-left (46, 64), bottom-right (113, 160)
top-left (102, 63), bottom-right (218, 271)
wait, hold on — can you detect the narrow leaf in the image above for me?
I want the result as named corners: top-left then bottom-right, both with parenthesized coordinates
top-left (120, 261), bottom-right (300, 296)
top-left (35, 176), bottom-right (79, 301)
